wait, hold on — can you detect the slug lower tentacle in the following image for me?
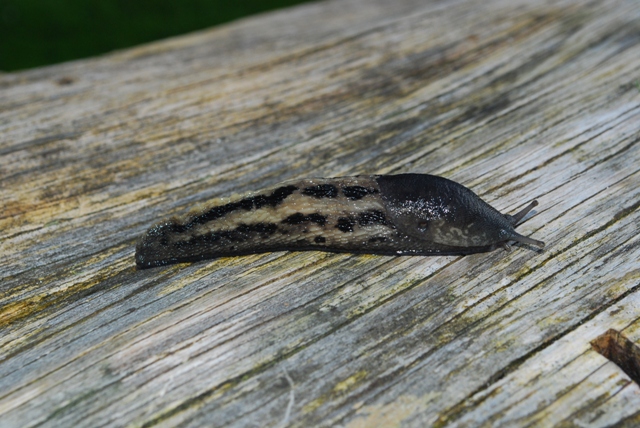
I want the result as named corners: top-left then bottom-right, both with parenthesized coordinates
top-left (135, 174), bottom-right (544, 269)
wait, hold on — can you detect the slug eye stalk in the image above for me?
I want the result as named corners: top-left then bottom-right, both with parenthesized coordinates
top-left (509, 231), bottom-right (545, 248)
top-left (505, 200), bottom-right (544, 248)
top-left (507, 200), bottom-right (539, 225)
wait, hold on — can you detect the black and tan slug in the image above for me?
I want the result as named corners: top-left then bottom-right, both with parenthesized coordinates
top-left (136, 174), bottom-right (544, 269)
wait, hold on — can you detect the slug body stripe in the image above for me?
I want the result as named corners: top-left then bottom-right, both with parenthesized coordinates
top-left (137, 177), bottom-right (397, 268)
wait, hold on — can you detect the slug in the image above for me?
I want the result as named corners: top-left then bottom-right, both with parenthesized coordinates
top-left (136, 174), bottom-right (544, 269)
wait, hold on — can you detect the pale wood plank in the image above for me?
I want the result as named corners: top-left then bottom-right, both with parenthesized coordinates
top-left (1, 0), bottom-right (640, 426)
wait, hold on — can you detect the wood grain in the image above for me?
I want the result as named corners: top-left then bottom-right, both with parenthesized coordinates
top-left (2, 0), bottom-right (640, 426)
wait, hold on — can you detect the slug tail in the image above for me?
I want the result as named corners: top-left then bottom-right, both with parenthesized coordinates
top-left (509, 231), bottom-right (545, 248)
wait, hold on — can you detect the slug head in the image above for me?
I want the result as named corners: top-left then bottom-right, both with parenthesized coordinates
top-left (376, 174), bottom-right (544, 250)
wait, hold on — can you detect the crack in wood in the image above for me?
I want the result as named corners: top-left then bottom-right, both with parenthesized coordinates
top-left (591, 329), bottom-right (640, 385)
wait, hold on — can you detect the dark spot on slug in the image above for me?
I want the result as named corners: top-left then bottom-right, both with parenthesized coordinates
top-left (336, 217), bottom-right (355, 233)
top-left (282, 213), bottom-right (305, 224)
top-left (174, 222), bottom-right (278, 248)
top-left (239, 198), bottom-right (254, 210)
top-left (368, 237), bottom-right (387, 243)
top-left (185, 185), bottom-right (298, 229)
top-left (183, 205), bottom-right (234, 230)
top-left (265, 186), bottom-right (299, 206)
top-left (248, 185), bottom-right (298, 209)
top-left (303, 184), bottom-right (338, 198)
top-left (247, 195), bottom-right (268, 209)
top-left (342, 186), bottom-right (379, 200)
top-left (236, 223), bottom-right (278, 235)
top-left (307, 213), bottom-right (328, 225)
top-left (282, 212), bottom-right (327, 226)
top-left (357, 210), bottom-right (388, 226)
top-left (314, 236), bottom-right (326, 243)
top-left (172, 232), bottom-right (224, 248)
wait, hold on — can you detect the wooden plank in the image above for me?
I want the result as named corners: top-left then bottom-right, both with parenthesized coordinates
top-left (1, 0), bottom-right (640, 426)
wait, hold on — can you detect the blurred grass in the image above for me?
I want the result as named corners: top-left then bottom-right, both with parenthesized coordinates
top-left (0, 0), bottom-right (315, 71)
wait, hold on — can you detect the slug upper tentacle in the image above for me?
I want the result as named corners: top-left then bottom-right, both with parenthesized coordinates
top-left (135, 174), bottom-right (544, 269)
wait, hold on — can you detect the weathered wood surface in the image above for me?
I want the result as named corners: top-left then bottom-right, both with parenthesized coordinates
top-left (2, 0), bottom-right (640, 426)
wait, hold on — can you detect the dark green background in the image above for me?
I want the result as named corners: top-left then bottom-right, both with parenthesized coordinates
top-left (0, 0), bottom-right (314, 71)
